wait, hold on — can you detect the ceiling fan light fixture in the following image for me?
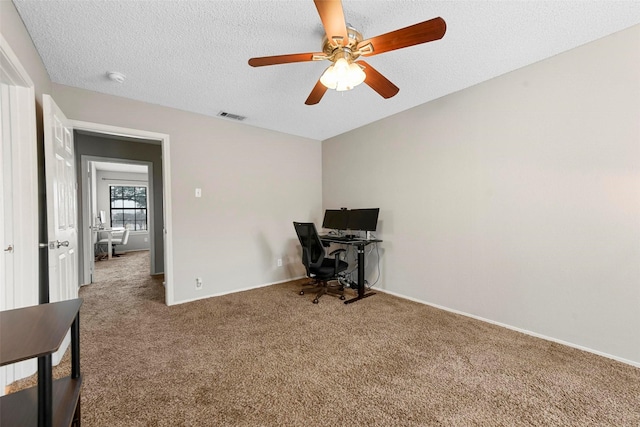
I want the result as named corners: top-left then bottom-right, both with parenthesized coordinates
top-left (348, 61), bottom-right (365, 85)
top-left (320, 57), bottom-right (366, 91)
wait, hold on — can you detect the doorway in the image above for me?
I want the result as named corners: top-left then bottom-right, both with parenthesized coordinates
top-left (83, 158), bottom-right (152, 284)
top-left (71, 123), bottom-right (174, 305)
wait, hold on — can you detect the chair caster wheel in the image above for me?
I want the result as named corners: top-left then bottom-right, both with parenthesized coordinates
top-left (339, 295), bottom-right (346, 300)
top-left (299, 291), bottom-right (304, 295)
top-left (313, 299), bottom-right (319, 304)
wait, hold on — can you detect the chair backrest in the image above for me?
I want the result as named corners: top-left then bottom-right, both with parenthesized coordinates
top-left (293, 222), bottom-right (324, 274)
top-left (119, 228), bottom-right (131, 245)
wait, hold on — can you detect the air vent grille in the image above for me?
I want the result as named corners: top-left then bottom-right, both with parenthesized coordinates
top-left (217, 111), bottom-right (246, 121)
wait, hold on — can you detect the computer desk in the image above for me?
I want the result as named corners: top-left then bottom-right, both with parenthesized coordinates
top-left (319, 236), bottom-right (382, 304)
top-left (92, 227), bottom-right (124, 260)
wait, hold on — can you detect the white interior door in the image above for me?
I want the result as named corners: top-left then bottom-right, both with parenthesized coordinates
top-left (43, 94), bottom-right (78, 364)
top-left (43, 94), bottom-right (79, 305)
top-left (0, 83), bottom-right (15, 311)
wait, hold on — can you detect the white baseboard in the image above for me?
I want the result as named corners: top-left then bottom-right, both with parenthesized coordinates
top-left (377, 288), bottom-right (640, 369)
top-left (116, 248), bottom-right (149, 254)
top-left (171, 276), bottom-right (307, 306)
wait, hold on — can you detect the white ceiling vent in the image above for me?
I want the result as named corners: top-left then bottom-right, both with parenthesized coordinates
top-left (217, 111), bottom-right (246, 121)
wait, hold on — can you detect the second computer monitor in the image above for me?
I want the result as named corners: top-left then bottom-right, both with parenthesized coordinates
top-left (347, 208), bottom-right (380, 231)
top-left (322, 209), bottom-right (350, 230)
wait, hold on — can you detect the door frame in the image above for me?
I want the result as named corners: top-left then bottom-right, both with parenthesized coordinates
top-left (81, 155), bottom-right (154, 283)
top-left (70, 120), bottom-right (174, 305)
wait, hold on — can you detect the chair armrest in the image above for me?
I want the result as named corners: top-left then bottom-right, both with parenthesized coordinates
top-left (328, 248), bottom-right (346, 257)
top-left (329, 248), bottom-right (346, 273)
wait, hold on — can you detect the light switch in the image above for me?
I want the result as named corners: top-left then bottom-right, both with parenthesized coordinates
top-left (195, 188), bottom-right (202, 198)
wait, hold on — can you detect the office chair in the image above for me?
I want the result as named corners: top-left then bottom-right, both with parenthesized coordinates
top-left (293, 222), bottom-right (348, 304)
top-left (97, 228), bottom-right (130, 258)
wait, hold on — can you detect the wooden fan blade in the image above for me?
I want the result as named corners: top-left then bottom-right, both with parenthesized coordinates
top-left (357, 17), bottom-right (446, 57)
top-left (314, 0), bottom-right (349, 47)
top-left (357, 60), bottom-right (399, 99)
top-left (305, 79), bottom-right (328, 105)
top-left (249, 52), bottom-right (325, 67)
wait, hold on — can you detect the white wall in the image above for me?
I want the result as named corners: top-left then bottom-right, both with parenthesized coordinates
top-left (323, 25), bottom-right (640, 365)
top-left (95, 170), bottom-right (150, 252)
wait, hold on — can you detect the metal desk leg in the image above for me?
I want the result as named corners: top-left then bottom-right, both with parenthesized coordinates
top-left (71, 311), bottom-right (82, 426)
top-left (344, 243), bottom-right (376, 304)
top-left (37, 354), bottom-right (53, 427)
top-left (71, 313), bottom-right (80, 379)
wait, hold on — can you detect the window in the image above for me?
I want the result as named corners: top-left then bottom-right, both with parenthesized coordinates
top-left (109, 186), bottom-right (147, 230)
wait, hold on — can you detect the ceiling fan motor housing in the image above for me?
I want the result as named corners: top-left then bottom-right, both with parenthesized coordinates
top-left (322, 26), bottom-right (365, 63)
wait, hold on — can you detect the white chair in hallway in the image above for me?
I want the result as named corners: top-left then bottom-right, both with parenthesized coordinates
top-left (97, 228), bottom-right (131, 258)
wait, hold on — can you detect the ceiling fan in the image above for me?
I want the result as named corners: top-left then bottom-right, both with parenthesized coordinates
top-left (248, 0), bottom-right (446, 105)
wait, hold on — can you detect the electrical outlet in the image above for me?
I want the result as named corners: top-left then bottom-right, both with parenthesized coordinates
top-left (277, 258), bottom-right (283, 267)
top-left (195, 278), bottom-right (203, 290)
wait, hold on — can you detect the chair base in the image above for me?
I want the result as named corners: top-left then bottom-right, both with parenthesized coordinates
top-left (299, 278), bottom-right (319, 296)
top-left (95, 245), bottom-right (121, 259)
top-left (309, 279), bottom-right (345, 304)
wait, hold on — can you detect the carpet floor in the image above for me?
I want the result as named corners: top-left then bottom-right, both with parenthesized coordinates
top-left (8, 250), bottom-right (640, 426)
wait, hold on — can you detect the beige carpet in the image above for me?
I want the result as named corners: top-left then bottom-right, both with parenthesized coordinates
top-left (9, 250), bottom-right (640, 426)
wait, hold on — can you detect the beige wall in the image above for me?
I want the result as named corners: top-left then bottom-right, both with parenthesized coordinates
top-left (323, 25), bottom-right (640, 364)
top-left (51, 84), bottom-right (321, 303)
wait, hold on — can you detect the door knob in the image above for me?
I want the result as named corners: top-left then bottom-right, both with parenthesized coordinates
top-left (46, 240), bottom-right (70, 249)
top-left (4, 245), bottom-right (13, 253)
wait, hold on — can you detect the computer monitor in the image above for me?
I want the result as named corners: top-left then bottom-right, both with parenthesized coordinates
top-left (347, 208), bottom-right (380, 231)
top-left (322, 209), bottom-right (349, 230)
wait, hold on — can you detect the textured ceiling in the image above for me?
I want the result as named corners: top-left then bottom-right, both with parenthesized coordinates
top-left (13, 1), bottom-right (640, 141)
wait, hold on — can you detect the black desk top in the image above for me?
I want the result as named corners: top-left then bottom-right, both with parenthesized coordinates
top-left (319, 235), bottom-right (382, 245)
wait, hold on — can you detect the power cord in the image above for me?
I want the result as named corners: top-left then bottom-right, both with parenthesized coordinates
top-left (365, 242), bottom-right (381, 290)
top-left (344, 240), bottom-right (381, 291)
top-left (332, 237), bottom-right (382, 291)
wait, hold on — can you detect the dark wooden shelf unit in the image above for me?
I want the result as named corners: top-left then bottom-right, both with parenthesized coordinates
top-left (0, 298), bottom-right (83, 427)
